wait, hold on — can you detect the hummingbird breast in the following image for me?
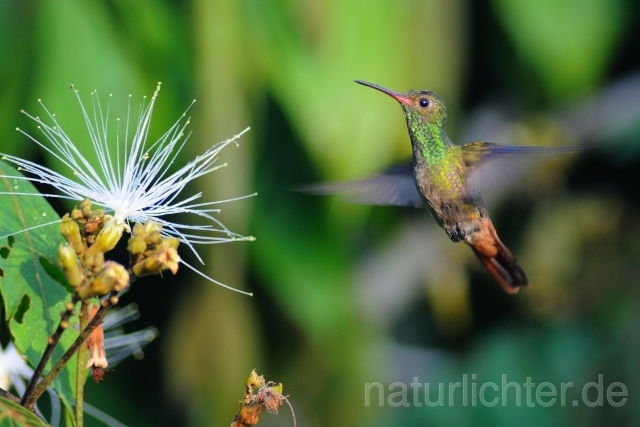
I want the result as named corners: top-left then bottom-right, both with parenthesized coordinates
top-left (413, 157), bottom-right (488, 243)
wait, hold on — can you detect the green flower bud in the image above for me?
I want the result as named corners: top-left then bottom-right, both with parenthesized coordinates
top-left (57, 244), bottom-right (82, 289)
top-left (246, 370), bottom-right (263, 389)
top-left (77, 261), bottom-right (129, 300)
top-left (270, 383), bottom-right (283, 395)
top-left (142, 220), bottom-right (162, 235)
top-left (71, 207), bottom-right (84, 222)
top-left (59, 214), bottom-right (84, 254)
top-left (85, 250), bottom-right (105, 272)
top-left (162, 237), bottom-right (180, 250)
top-left (132, 243), bottom-right (181, 276)
top-left (132, 257), bottom-right (161, 277)
top-left (80, 198), bottom-right (92, 218)
top-left (144, 230), bottom-right (162, 246)
top-left (127, 236), bottom-right (147, 256)
top-left (90, 218), bottom-right (125, 253)
top-left (132, 222), bottom-right (146, 238)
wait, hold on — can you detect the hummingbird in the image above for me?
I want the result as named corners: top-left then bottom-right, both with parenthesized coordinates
top-left (306, 80), bottom-right (568, 294)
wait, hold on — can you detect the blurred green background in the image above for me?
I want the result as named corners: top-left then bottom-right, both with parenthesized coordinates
top-left (1, 0), bottom-right (640, 426)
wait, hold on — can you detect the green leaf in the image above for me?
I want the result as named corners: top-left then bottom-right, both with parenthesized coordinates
top-left (0, 160), bottom-right (77, 417)
top-left (0, 396), bottom-right (49, 427)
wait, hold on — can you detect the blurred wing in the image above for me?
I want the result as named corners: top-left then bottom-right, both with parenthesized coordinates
top-left (298, 164), bottom-right (425, 208)
top-left (462, 142), bottom-right (584, 190)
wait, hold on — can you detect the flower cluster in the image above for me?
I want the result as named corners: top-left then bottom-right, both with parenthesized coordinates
top-left (1, 82), bottom-right (254, 294)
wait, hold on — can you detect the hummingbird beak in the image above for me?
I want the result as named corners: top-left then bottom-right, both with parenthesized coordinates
top-left (354, 80), bottom-right (411, 104)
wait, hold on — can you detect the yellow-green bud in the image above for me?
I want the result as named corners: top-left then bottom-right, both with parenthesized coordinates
top-left (271, 383), bottom-right (283, 395)
top-left (57, 244), bottom-right (82, 289)
top-left (144, 230), bottom-right (162, 246)
top-left (142, 220), bottom-right (162, 235)
top-left (77, 261), bottom-right (129, 300)
top-left (246, 369), bottom-right (263, 389)
top-left (59, 214), bottom-right (84, 254)
top-left (132, 243), bottom-right (181, 276)
top-left (132, 222), bottom-right (146, 238)
top-left (162, 237), bottom-right (180, 250)
top-left (132, 257), bottom-right (161, 277)
top-left (71, 208), bottom-right (84, 221)
top-left (80, 199), bottom-right (92, 217)
top-left (85, 250), bottom-right (104, 272)
top-left (127, 236), bottom-right (147, 256)
top-left (90, 218), bottom-right (125, 253)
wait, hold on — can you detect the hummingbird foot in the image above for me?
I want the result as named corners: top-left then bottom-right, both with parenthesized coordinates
top-left (465, 218), bottom-right (529, 294)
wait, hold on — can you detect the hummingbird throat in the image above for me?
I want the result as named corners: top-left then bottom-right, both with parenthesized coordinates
top-left (403, 110), bottom-right (450, 164)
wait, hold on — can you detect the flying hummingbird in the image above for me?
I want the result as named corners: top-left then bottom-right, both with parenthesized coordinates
top-left (306, 80), bottom-right (577, 294)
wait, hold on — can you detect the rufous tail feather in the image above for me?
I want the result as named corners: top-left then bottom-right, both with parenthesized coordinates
top-left (466, 218), bottom-right (529, 294)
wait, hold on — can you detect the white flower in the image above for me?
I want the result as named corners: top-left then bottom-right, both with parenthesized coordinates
top-left (0, 342), bottom-right (33, 392)
top-left (0, 82), bottom-right (254, 294)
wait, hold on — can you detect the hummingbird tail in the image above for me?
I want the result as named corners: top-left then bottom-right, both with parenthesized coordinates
top-left (467, 219), bottom-right (529, 294)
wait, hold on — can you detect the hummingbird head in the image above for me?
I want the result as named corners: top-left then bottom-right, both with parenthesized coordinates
top-left (354, 80), bottom-right (447, 129)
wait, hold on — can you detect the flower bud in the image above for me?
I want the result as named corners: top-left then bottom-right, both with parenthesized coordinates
top-left (71, 207), bottom-right (84, 222)
top-left (144, 230), bottom-right (162, 246)
top-left (270, 383), bottom-right (283, 395)
top-left (142, 220), bottom-right (162, 235)
top-left (132, 222), bottom-right (146, 238)
top-left (59, 214), bottom-right (83, 254)
top-left (246, 369), bottom-right (264, 389)
top-left (80, 198), bottom-right (92, 218)
top-left (132, 243), bottom-right (181, 277)
top-left (85, 250), bottom-right (105, 272)
top-left (57, 244), bottom-right (82, 289)
top-left (162, 237), bottom-right (180, 250)
top-left (78, 261), bottom-right (129, 299)
top-left (127, 236), bottom-right (147, 256)
top-left (84, 210), bottom-right (105, 235)
top-left (84, 218), bottom-right (125, 265)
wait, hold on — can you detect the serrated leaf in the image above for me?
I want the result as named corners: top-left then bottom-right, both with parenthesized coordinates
top-left (0, 160), bottom-right (78, 418)
top-left (0, 396), bottom-right (49, 427)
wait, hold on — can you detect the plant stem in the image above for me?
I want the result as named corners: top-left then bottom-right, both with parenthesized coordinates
top-left (20, 295), bottom-right (79, 406)
top-left (75, 300), bottom-right (90, 427)
top-left (22, 289), bottom-right (119, 409)
top-left (0, 386), bottom-right (21, 404)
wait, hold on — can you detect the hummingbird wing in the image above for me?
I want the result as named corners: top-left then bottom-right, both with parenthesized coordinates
top-left (298, 164), bottom-right (425, 208)
top-left (461, 142), bottom-right (583, 190)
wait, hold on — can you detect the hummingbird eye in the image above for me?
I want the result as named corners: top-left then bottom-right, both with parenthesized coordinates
top-left (419, 98), bottom-right (429, 108)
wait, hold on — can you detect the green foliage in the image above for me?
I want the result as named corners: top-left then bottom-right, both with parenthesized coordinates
top-left (491, 0), bottom-right (626, 99)
top-left (0, 396), bottom-right (49, 427)
top-left (0, 161), bottom-right (77, 418)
